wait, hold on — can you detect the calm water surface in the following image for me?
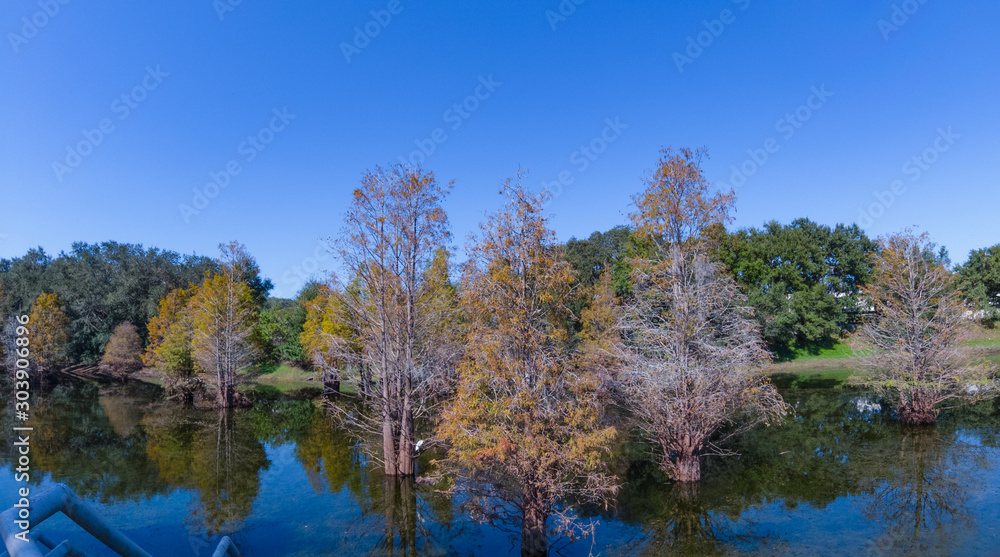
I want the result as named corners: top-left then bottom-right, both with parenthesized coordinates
top-left (2, 379), bottom-right (1000, 556)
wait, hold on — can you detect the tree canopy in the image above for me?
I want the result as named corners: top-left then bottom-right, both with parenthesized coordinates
top-left (714, 218), bottom-right (876, 355)
top-left (0, 242), bottom-right (216, 362)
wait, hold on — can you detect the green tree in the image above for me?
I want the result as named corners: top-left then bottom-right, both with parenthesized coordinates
top-left (99, 322), bottom-right (144, 380)
top-left (256, 299), bottom-right (308, 365)
top-left (0, 243), bottom-right (215, 362)
top-left (563, 225), bottom-right (631, 288)
top-left (956, 244), bottom-right (1000, 326)
top-left (715, 218), bottom-right (876, 354)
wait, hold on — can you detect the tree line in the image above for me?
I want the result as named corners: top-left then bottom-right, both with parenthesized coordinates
top-left (3, 148), bottom-right (1000, 556)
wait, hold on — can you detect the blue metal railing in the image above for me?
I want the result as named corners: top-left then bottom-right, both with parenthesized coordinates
top-left (0, 484), bottom-right (240, 557)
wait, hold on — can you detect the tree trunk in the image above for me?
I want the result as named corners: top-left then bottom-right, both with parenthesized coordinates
top-left (217, 381), bottom-right (234, 408)
top-left (674, 449), bottom-right (701, 483)
top-left (521, 487), bottom-right (548, 557)
top-left (383, 415), bottom-right (398, 476)
top-left (899, 390), bottom-right (938, 425)
top-left (398, 391), bottom-right (415, 476)
top-left (322, 370), bottom-right (340, 397)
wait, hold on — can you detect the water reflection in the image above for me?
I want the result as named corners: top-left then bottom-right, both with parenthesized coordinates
top-left (27, 382), bottom-right (169, 504)
top-left (143, 407), bottom-right (270, 533)
top-left (1, 379), bottom-right (998, 555)
top-left (859, 429), bottom-right (985, 555)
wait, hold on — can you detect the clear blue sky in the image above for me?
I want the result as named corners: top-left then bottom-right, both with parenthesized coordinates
top-left (2, 0), bottom-right (998, 297)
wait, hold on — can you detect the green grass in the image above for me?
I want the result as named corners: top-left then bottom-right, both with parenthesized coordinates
top-left (968, 337), bottom-right (1000, 348)
top-left (776, 341), bottom-right (854, 363)
top-left (244, 364), bottom-right (318, 392)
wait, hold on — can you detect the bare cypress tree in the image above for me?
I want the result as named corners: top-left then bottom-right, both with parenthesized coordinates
top-left (616, 147), bottom-right (788, 482)
top-left (191, 243), bottom-right (260, 408)
top-left (332, 165), bottom-right (453, 477)
top-left (853, 230), bottom-right (998, 424)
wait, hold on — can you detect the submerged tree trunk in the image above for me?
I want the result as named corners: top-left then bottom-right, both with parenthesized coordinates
top-left (521, 486), bottom-right (548, 557)
top-left (899, 390), bottom-right (938, 425)
top-left (383, 415), bottom-right (398, 476)
top-left (398, 388), bottom-right (415, 477)
top-left (669, 441), bottom-right (702, 483)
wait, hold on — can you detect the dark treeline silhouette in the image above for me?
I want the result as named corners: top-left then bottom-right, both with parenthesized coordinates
top-left (0, 242), bottom-right (216, 362)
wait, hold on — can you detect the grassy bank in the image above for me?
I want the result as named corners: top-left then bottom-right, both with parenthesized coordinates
top-left (767, 325), bottom-right (1000, 386)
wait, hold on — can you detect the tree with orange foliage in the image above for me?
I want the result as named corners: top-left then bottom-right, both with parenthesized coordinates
top-left (437, 177), bottom-right (618, 557)
top-left (100, 322), bottom-right (144, 380)
top-left (616, 147), bottom-right (788, 482)
top-left (852, 230), bottom-right (997, 424)
top-left (333, 165), bottom-right (454, 477)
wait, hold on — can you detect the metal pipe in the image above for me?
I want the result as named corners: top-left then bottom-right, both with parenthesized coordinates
top-left (211, 536), bottom-right (242, 557)
top-left (0, 485), bottom-right (70, 557)
top-left (41, 542), bottom-right (71, 557)
top-left (1, 484), bottom-right (152, 557)
top-left (58, 487), bottom-right (151, 557)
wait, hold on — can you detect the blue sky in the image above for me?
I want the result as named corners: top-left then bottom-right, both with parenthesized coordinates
top-left (2, 0), bottom-right (997, 297)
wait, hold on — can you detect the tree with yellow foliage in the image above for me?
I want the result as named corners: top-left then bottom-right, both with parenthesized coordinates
top-left (28, 292), bottom-right (69, 377)
top-left (143, 286), bottom-right (192, 367)
top-left (190, 243), bottom-right (260, 408)
top-left (299, 282), bottom-right (360, 394)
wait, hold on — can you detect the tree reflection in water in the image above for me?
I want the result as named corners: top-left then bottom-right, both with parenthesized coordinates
top-left (143, 405), bottom-right (269, 534)
top-left (860, 428), bottom-right (986, 555)
top-left (23, 381), bottom-right (169, 504)
top-left (3, 379), bottom-right (999, 555)
top-left (294, 411), bottom-right (466, 556)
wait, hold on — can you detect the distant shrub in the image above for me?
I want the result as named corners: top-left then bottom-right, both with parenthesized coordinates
top-left (100, 322), bottom-right (144, 380)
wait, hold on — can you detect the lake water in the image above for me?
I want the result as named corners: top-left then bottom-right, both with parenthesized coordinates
top-left (2, 379), bottom-right (1000, 556)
